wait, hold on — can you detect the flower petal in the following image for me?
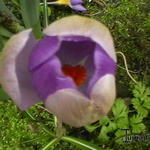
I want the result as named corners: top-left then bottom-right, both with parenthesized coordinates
top-left (43, 15), bottom-right (116, 62)
top-left (71, 0), bottom-right (83, 5)
top-left (45, 89), bottom-right (104, 127)
top-left (45, 74), bottom-right (115, 127)
top-left (90, 74), bottom-right (116, 114)
top-left (29, 36), bottom-right (61, 71)
top-left (30, 56), bottom-right (76, 100)
top-left (87, 44), bottom-right (116, 94)
top-left (0, 30), bottom-right (40, 110)
top-left (71, 5), bottom-right (86, 11)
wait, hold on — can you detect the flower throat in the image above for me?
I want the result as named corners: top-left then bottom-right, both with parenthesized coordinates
top-left (62, 64), bottom-right (87, 86)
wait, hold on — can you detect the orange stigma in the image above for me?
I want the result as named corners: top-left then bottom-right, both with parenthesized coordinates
top-left (62, 64), bottom-right (87, 86)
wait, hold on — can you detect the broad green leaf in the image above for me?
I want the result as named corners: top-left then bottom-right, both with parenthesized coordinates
top-left (0, 26), bottom-right (13, 37)
top-left (20, 0), bottom-right (42, 38)
top-left (62, 136), bottom-right (105, 150)
top-left (112, 98), bottom-right (128, 119)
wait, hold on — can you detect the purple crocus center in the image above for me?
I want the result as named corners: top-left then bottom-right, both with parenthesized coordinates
top-left (29, 35), bottom-right (116, 100)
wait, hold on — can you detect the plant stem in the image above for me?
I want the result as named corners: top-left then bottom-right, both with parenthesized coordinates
top-left (43, 0), bottom-right (48, 27)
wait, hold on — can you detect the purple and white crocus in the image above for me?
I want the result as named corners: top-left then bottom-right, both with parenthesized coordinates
top-left (0, 15), bottom-right (116, 127)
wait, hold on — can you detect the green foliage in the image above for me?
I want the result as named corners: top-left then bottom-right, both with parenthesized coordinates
top-left (20, 0), bottom-right (42, 38)
top-left (86, 83), bottom-right (150, 145)
top-left (132, 83), bottom-right (150, 117)
top-left (98, 99), bottom-right (129, 143)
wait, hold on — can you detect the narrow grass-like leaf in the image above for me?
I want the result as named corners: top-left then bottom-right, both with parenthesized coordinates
top-left (42, 0), bottom-right (48, 27)
top-left (20, 0), bottom-right (42, 38)
top-left (42, 138), bottom-right (60, 150)
top-left (62, 136), bottom-right (106, 150)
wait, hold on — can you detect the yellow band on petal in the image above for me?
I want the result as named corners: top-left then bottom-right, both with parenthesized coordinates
top-left (57, 0), bottom-right (71, 6)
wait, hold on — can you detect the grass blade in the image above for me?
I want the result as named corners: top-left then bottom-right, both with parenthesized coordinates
top-left (61, 136), bottom-right (106, 150)
top-left (20, 0), bottom-right (42, 38)
top-left (42, 138), bottom-right (60, 150)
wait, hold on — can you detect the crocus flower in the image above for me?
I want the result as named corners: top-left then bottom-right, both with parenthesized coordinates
top-left (47, 0), bottom-right (86, 11)
top-left (0, 15), bottom-right (116, 127)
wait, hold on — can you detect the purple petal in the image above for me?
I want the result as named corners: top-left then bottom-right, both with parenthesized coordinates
top-left (87, 44), bottom-right (116, 95)
top-left (63, 35), bottom-right (91, 42)
top-left (71, 0), bottom-right (83, 5)
top-left (71, 4), bottom-right (86, 11)
top-left (29, 35), bottom-right (116, 100)
top-left (29, 36), bottom-right (60, 71)
top-left (0, 30), bottom-right (40, 110)
top-left (30, 56), bottom-right (76, 100)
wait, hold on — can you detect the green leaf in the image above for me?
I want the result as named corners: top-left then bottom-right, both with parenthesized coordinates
top-left (62, 136), bottom-right (105, 150)
top-left (130, 114), bottom-right (146, 133)
top-left (98, 126), bottom-right (110, 142)
top-left (116, 117), bottom-right (129, 129)
top-left (115, 129), bottom-right (127, 144)
top-left (42, 138), bottom-right (60, 150)
top-left (112, 98), bottom-right (128, 119)
top-left (98, 121), bottom-right (117, 142)
top-left (106, 121), bottom-right (117, 133)
top-left (0, 26), bottom-right (13, 37)
top-left (133, 83), bottom-right (149, 101)
top-left (131, 123), bottom-right (146, 133)
top-left (131, 98), bottom-right (148, 117)
top-left (132, 98), bottom-right (141, 110)
top-left (20, 0), bottom-right (42, 38)
top-left (99, 116), bottom-right (110, 126)
top-left (85, 124), bottom-right (99, 133)
top-left (130, 114), bottom-right (143, 124)
top-left (143, 98), bottom-right (150, 110)
top-left (115, 129), bottom-right (126, 137)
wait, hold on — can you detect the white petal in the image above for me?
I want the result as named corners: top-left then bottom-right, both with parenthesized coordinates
top-left (45, 75), bottom-right (115, 127)
top-left (45, 87), bottom-right (113, 127)
top-left (91, 74), bottom-right (116, 114)
top-left (43, 15), bottom-right (116, 62)
top-left (0, 29), bottom-right (40, 110)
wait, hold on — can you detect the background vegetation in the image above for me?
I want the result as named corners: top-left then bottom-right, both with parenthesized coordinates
top-left (0, 0), bottom-right (150, 149)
